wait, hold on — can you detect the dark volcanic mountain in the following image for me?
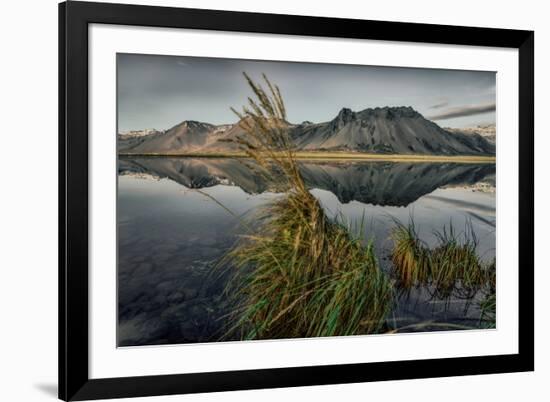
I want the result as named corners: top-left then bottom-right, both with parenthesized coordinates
top-left (118, 106), bottom-right (495, 156)
top-left (291, 107), bottom-right (494, 155)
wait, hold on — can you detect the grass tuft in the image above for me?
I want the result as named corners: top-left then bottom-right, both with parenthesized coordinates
top-left (429, 223), bottom-right (482, 298)
top-left (222, 73), bottom-right (393, 340)
top-left (478, 259), bottom-right (496, 328)
top-left (391, 220), bottom-right (493, 300)
top-left (390, 220), bottom-right (431, 289)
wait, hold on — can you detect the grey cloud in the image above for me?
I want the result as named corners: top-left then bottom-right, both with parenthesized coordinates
top-left (429, 101), bottom-right (449, 109)
top-left (428, 102), bottom-right (496, 120)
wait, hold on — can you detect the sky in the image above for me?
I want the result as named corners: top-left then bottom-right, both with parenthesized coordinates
top-left (117, 53), bottom-right (496, 132)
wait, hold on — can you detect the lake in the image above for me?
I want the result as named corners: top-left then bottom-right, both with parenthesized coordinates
top-left (117, 157), bottom-right (496, 346)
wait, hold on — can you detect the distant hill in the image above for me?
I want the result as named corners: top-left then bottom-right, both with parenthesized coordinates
top-left (118, 106), bottom-right (495, 156)
top-left (445, 124), bottom-right (496, 144)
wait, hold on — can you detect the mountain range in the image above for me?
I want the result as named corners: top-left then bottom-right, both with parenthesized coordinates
top-left (118, 106), bottom-right (495, 156)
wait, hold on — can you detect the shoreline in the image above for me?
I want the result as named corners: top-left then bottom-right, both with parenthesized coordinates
top-left (118, 152), bottom-right (496, 164)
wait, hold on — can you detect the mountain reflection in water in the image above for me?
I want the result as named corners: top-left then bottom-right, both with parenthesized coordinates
top-left (117, 157), bottom-right (496, 346)
top-left (119, 157), bottom-right (494, 206)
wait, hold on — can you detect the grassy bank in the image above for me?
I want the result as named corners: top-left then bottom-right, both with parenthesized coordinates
top-left (119, 151), bottom-right (495, 164)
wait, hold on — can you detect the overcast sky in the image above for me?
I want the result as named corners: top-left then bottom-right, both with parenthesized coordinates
top-left (117, 53), bottom-right (496, 132)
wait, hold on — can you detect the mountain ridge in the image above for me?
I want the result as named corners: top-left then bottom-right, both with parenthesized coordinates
top-left (118, 106), bottom-right (495, 156)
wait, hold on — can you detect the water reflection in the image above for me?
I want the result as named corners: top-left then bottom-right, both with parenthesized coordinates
top-left (119, 157), bottom-right (494, 206)
top-left (117, 157), bottom-right (496, 346)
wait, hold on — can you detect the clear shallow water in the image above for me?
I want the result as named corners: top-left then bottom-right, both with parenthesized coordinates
top-left (117, 157), bottom-right (496, 346)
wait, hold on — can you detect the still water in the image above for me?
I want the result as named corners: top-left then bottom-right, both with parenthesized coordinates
top-left (117, 157), bottom-right (496, 346)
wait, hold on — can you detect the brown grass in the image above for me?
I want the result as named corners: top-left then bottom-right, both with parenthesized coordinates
top-left (220, 73), bottom-right (393, 340)
top-left (391, 220), bottom-right (494, 299)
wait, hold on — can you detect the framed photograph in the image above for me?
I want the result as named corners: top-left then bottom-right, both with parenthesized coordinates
top-left (59, 1), bottom-right (534, 400)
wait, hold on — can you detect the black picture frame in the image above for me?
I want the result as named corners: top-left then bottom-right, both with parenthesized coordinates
top-left (59, 1), bottom-right (534, 400)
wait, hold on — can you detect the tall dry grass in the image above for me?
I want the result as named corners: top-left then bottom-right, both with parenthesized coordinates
top-left (222, 74), bottom-right (393, 340)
